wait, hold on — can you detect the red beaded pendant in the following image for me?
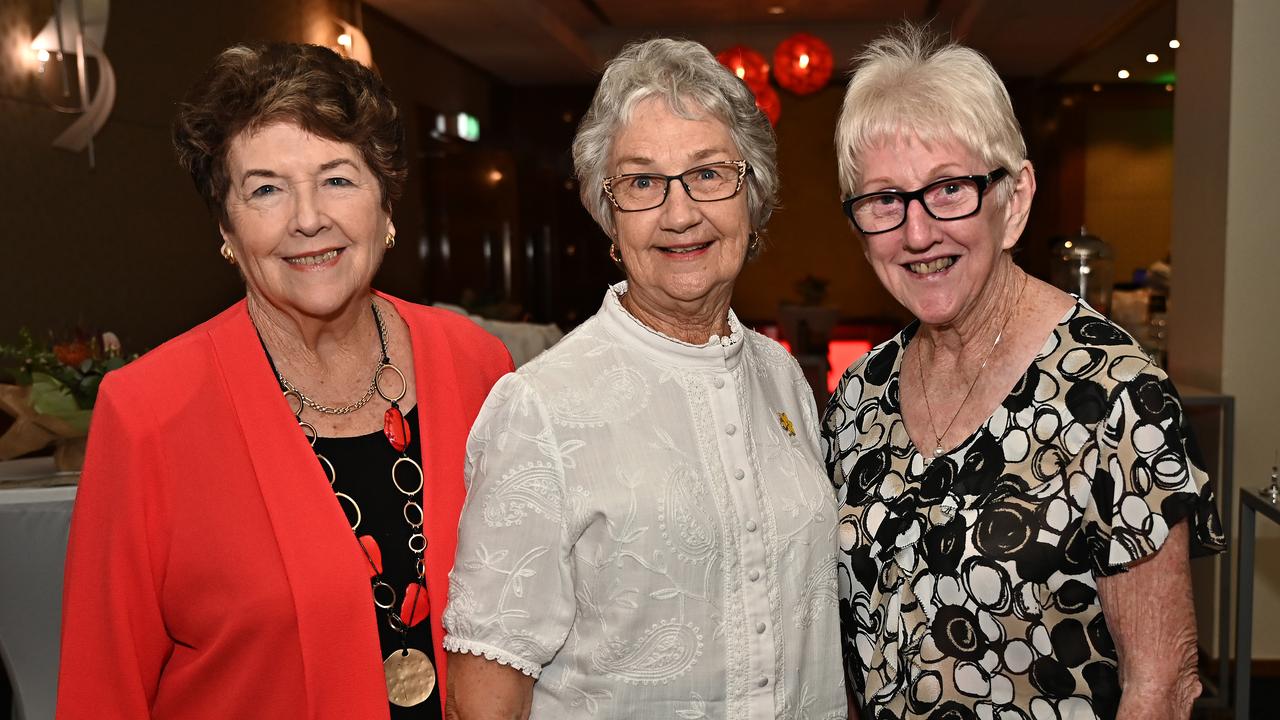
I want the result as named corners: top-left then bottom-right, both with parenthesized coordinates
top-left (383, 406), bottom-right (410, 452)
top-left (400, 582), bottom-right (430, 627)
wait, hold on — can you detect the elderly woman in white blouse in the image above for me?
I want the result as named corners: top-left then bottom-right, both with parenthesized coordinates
top-left (442, 38), bottom-right (845, 719)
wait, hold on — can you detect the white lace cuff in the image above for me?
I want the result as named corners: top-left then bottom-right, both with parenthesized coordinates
top-left (442, 636), bottom-right (543, 679)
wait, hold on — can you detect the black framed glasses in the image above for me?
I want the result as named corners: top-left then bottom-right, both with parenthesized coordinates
top-left (841, 167), bottom-right (1010, 234)
top-left (603, 160), bottom-right (752, 212)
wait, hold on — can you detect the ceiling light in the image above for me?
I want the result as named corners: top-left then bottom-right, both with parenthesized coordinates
top-left (767, 5), bottom-right (785, 14)
top-left (1146, 53), bottom-right (1159, 63)
top-left (1117, 69), bottom-right (1130, 79)
top-left (1165, 84), bottom-right (1174, 92)
top-left (1169, 39), bottom-right (1181, 49)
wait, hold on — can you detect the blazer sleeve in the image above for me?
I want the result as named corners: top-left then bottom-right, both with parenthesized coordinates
top-left (57, 376), bottom-right (174, 718)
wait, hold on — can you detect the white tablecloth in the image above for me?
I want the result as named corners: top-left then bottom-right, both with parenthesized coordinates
top-left (0, 459), bottom-right (77, 720)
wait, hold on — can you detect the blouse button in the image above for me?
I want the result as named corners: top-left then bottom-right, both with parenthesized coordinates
top-left (745, 520), bottom-right (758, 532)
top-left (748, 569), bottom-right (761, 581)
top-left (733, 468), bottom-right (746, 480)
top-left (757, 677), bottom-right (769, 688)
top-left (755, 622), bottom-right (766, 634)
top-left (725, 423), bottom-right (737, 436)
top-left (713, 376), bottom-right (725, 389)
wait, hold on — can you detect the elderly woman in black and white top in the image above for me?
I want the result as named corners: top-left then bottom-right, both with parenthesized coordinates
top-left (442, 38), bottom-right (845, 719)
top-left (824, 26), bottom-right (1223, 720)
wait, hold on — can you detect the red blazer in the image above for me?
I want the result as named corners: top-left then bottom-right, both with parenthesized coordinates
top-left (56, 294), bottom-right (513, 719)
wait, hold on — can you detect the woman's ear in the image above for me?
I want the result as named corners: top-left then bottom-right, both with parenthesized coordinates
top-left (1000, 160), bottom-right (1036, 251)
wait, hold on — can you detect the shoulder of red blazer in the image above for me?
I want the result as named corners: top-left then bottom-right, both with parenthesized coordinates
top-left (95, 301), bottom-right (249, 407)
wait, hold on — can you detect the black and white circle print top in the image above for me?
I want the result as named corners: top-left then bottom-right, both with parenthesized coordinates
top-left (821, 299), bottom-right (1225, 720)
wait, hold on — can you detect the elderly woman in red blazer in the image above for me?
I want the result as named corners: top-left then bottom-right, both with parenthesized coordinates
top-left (55, 43), bottom-right (511, 719)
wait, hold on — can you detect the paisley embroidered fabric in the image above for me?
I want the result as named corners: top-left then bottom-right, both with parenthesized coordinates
top-left (443, 283), bottom-right (846, 720)
top-left (822, 301), bottom-right (1224, 720)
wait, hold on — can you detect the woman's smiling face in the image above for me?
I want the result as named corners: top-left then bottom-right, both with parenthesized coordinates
top-left (609, 96), bottom-right (752, 314)
top-left (220, 121), bottom-right (393, 320)
top-left (855, 133), bottom-right (1025, 327)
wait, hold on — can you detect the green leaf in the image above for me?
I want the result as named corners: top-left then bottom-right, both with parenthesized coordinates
top-left (30, 372), bottom-right (77, 413)
top-left (29, 372), bottom-right (93, 432)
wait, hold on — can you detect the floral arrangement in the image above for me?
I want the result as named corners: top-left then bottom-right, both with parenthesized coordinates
top-left (0, 329), bottom-right (131, 466)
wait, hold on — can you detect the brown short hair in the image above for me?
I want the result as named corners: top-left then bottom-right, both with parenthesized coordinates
top-left (173, 43), bottom-right (407, 223)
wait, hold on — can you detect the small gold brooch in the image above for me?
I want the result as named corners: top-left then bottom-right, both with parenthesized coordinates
top-left (778, 412), bottom-right (795, 437)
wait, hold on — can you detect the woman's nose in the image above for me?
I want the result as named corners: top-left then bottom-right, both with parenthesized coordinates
top-left (290, 185), bottom-right (329, 237)
top-left (901, 198), bottom-right (940, 252)
top-left (659, 180), bottom-right (701, 233)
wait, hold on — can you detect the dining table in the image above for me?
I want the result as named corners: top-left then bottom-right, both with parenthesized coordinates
top-left (0, 457), bottom-right (78, 720)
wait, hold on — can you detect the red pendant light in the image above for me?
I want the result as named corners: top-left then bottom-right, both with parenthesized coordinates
top-left (754, 84), bottom-right (781, 126)
top-left (773, 32), bottom-right (834, 95)
top-left (716, 45), bottom-right (770, 92)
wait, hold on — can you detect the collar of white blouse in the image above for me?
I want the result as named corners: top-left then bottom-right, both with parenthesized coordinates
top-left (601, 281), bottom-right (745, 370)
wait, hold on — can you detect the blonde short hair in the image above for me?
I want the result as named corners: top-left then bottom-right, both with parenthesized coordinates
top-left (835, 24), bottom-right (1024, 203)
top-left (572, 38), bottom-right (778, 242)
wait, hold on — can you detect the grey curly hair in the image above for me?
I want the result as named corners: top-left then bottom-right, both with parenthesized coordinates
top-left (572, 38), bottom-right (779, 247)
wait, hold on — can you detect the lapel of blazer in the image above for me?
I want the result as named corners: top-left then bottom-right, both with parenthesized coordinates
top-left (382, 293), bottom-right (464, 706)
top-left (208, 301), bottom-right (388, 718)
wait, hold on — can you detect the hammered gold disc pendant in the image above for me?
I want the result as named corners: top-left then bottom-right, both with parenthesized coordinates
top-left (384, 648), bottom-right (436, 707)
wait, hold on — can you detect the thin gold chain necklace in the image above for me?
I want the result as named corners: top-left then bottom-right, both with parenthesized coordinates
top-left (275, 313), bottom-right (385, 415)
top-left (916, 276), bottom-right (1028, 463)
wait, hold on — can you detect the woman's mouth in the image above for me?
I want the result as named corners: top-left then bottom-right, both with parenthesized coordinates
top-left (659, 241), bottom-right (713, 255)
top-left (284, 248), bottom-right (343, 267)
top-left (907, 256), bottom-right (956, 275)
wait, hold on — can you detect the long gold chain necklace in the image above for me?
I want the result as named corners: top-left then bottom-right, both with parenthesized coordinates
top-left (916, 276), bottom-right (1027, 464)
top-left (258, 300), bottom-right (436, 707)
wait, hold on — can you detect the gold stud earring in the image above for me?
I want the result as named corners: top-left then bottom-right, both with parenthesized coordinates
top-left (220, 242), bottom-right (236, 265)
top-left (609, 242), bottom-right (622, 265)
top-left (384, 232), bottom-right (396, 249)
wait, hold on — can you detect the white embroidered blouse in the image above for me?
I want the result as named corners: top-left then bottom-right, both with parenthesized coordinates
top-left (443, 283), bottom-right (846, 719)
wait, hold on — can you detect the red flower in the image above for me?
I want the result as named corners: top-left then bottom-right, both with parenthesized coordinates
top-left (54, 341), bottom-right (91, 368)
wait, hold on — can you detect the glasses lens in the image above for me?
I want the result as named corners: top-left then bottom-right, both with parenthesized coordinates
top-left (922, 177), bottom-right (981, 219)
top-left (611, 175), bottom-right (668, 210)
top-left (682, 163), bottom-right (742, 201)
top-left (850, 193), bottom-right (905, 233)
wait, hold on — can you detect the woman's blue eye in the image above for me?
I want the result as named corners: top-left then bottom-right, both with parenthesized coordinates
top-left (325, 177), bottom-right (353, 187)
top-left (251, 185), bottom-right (278, 198)
top-left (633, 177), bottom-right (652, 189)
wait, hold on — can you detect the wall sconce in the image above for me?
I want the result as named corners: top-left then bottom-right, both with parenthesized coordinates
top-left (335, 20), bottom-right (372, 68)
top-left (30, 0), bottom-right (115, 169)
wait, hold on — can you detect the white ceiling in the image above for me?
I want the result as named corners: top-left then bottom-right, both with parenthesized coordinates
top-left (366, 0), bottom-right (1177, 86)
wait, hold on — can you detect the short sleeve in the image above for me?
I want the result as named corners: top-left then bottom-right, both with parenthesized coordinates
top-left (441, 373), bottom-right (577, 678)
top-left (1083, 371), bottom-right (1225, 576)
